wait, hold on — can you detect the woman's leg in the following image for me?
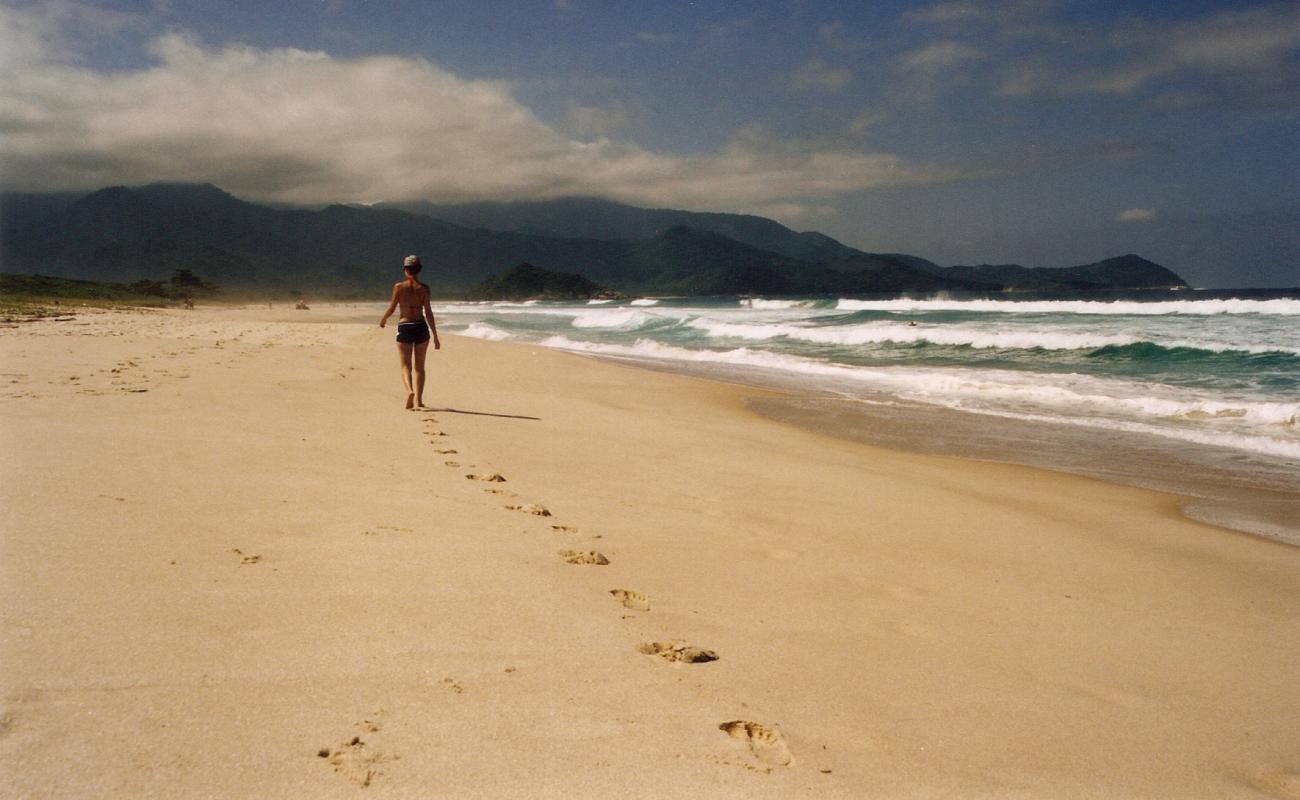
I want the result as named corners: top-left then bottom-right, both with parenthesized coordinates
top-left (396, 342), bottom-right (415, 408)
top-left (412, 340), bottom-right (430, 408)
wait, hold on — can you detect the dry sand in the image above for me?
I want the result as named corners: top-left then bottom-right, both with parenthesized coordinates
top-left (1, 306), bottom-right (1297, 798)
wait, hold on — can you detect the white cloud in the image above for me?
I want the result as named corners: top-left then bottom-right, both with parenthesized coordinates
top-left (899, 41), bottom-right (983, 72)
top-left (1117, 208), bottom-right (1158, 223)
top-left (749, 202), bottom-right (838, 225)
top-left (906, 2), bottom-right (985, 26)
top-left (817, 21), bottom-right (868, 52)
top-left (999, 4), bottom-right (1300, 97)
top-left (785, 58), bottom-right (853, 92)
top-left (892, 41), bottom-right (983, 101)
top-left (848, 109), bottom-right (889, 136)
top-left (0, 15), bottom-right (934, 211)
top-left (561, 100), bottom-right (632, 138)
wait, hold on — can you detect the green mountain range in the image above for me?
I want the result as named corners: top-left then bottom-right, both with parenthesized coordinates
top-left (0, 183), bottom-right (1187, 296)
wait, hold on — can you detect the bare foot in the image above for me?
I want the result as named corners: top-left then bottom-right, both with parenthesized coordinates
top-left (405, 393), bottom-right (414, 410)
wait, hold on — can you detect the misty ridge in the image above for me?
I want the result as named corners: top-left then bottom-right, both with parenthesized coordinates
top-left (0, 183), bottom-right (1187, 297)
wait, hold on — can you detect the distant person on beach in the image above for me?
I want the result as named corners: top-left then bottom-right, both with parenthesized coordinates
top-left (379, 254), bottom-right (441, 409)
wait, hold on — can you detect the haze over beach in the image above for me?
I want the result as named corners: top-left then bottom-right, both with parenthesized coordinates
top-left (2, 2), bottom-right (1299, 799)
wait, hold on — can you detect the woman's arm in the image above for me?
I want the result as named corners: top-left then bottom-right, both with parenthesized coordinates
top-left (379, 284), bottom-right (400, 327)
top-left (423, 287), bottom-right (441, 349)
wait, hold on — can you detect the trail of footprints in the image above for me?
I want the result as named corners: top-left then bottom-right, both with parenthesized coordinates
top-left (318, 408), bottom-right (796, 785)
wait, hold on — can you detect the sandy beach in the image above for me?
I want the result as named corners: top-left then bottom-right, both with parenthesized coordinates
top-left (2, 305), bottom-right (1297, 799)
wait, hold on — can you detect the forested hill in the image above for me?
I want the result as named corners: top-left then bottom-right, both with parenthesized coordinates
top-left (0, 184), bottom-right (1187, 296)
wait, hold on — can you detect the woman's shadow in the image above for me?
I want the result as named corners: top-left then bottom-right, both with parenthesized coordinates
top-left (418, 407), bottom-right (540, 421)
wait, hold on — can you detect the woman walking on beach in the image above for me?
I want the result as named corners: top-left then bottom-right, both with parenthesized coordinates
top-left (380, 254), bottom-right (441, 409)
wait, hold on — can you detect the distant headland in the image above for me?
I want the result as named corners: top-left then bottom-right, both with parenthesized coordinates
top-left (0, 183), bottom-right (1187, 298)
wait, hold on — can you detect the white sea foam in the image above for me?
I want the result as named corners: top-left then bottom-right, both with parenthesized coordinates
top-left (537, 336), bottom-right (1299, 459)
top-left (683, 318), bottom-right (1300, 354)
top-left (570, 309), bottom-right (659, 329)
top-left (686, 319), bottom-right (1140, 350)
top-left (742, 298), bottom-right (818, 309)
top-left (954, 408), bottom-right (1300, 461)
top-left (488, 299), bottom-right (542, 307)
top-left (587, 298), bottom-right (617, 304)
top-left (834, 298), bottom-right (1300, 316)
top-left (458, 322), bottom-right (514, 341)
top-left (630, 298), bottom-right (661, 306)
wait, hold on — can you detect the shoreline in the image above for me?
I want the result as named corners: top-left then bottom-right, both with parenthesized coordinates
top-left (512, 340), bottom-right (1299, 547)
top-left (3, 307), bottom-right (1298, 797)
top-left (744, 392), bottom-right (1300, 546)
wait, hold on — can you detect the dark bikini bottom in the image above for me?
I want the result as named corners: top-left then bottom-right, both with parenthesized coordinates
top-left (395, 321), bottom-right (430, 344)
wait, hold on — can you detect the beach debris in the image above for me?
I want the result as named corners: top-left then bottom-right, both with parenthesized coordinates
top-left (551, 525), bottom-right (578, 534)
top-left (610, 589), bottom-right (650, 611)
top-left (507, 503), bottom-right (550, 516)
top-left (638, 641), bottom-right (717, 663)
top-left (719, 720), bottom-right (794, 767)
top-left (433, 448), bottom-right (457, 454)
top-left (559, 549), bottom-right (609, 565)
top-left (467, 472), bottom-right (506, 482)
top-left (444, 461), bottom-right (460, 467)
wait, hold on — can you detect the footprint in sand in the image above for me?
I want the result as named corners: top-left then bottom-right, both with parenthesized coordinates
top-left (230, 548), bottom-right (261, 565)
top-left (468, 473), bottom-right (506, 482)
top-left (444, 461), bottom-right (461, 467)
top-left (719, 720), bottom-right (794, 768)
top-left (317, 734), bottom-right (392, 788)
top-left (551, 525), bottom-right (578, 534)
top-left (439, 677), bottom-right (464, 694)
top-left (610, 589), bottom-right (650, 611)
top-left (638, 641), bottom-right (717, 663)
top-left (559, 549), bottom-right (609, 565)
top-left (507, 503), bottom-right (550, 516)
top-left (363, 525), bottom-right (413, 536)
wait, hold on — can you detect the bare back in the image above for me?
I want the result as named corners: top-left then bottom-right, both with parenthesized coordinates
top-left (395, 281), bottom-right (428, 323)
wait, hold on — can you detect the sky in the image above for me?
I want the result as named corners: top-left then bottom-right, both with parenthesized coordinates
top-left (1, 0), bottom-right (1297, 286)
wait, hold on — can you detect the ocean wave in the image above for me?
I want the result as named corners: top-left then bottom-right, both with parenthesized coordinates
top-left (458, 322), bottom-right (515, 341)
top-left (742, 298), bottom-right (821, 309)
top-left (630, 298), bottom-right (661, 306)
top-left (587, 298), bottom-right (616, 305)
top-left (1088, 341), bottom-right (1300, 362)
top-left (685, 318), bottom-right (1300, 357)
top-left (686, 319), bottom-right (1138, 350)
top-left (489, 299), bottom-right (543, 307)
top-left (537, 335), bottom-right (1299, 457)
top-left (570, 309), bottom-right (661, 329)
top-left (834, 298), bottom-right (1300, 316)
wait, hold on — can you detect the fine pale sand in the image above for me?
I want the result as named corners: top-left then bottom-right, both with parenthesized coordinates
top-left (1, 306), bottom-right (1297, 799)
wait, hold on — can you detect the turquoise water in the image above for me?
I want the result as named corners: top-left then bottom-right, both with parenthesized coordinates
top-left (432, 291), bottom-right (1300, 464)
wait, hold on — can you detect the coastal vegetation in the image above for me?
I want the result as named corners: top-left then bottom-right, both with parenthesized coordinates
top-left (0, 271), bottom-right (219, 320)
top-left (464, 263), bottom-right (616, 301)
